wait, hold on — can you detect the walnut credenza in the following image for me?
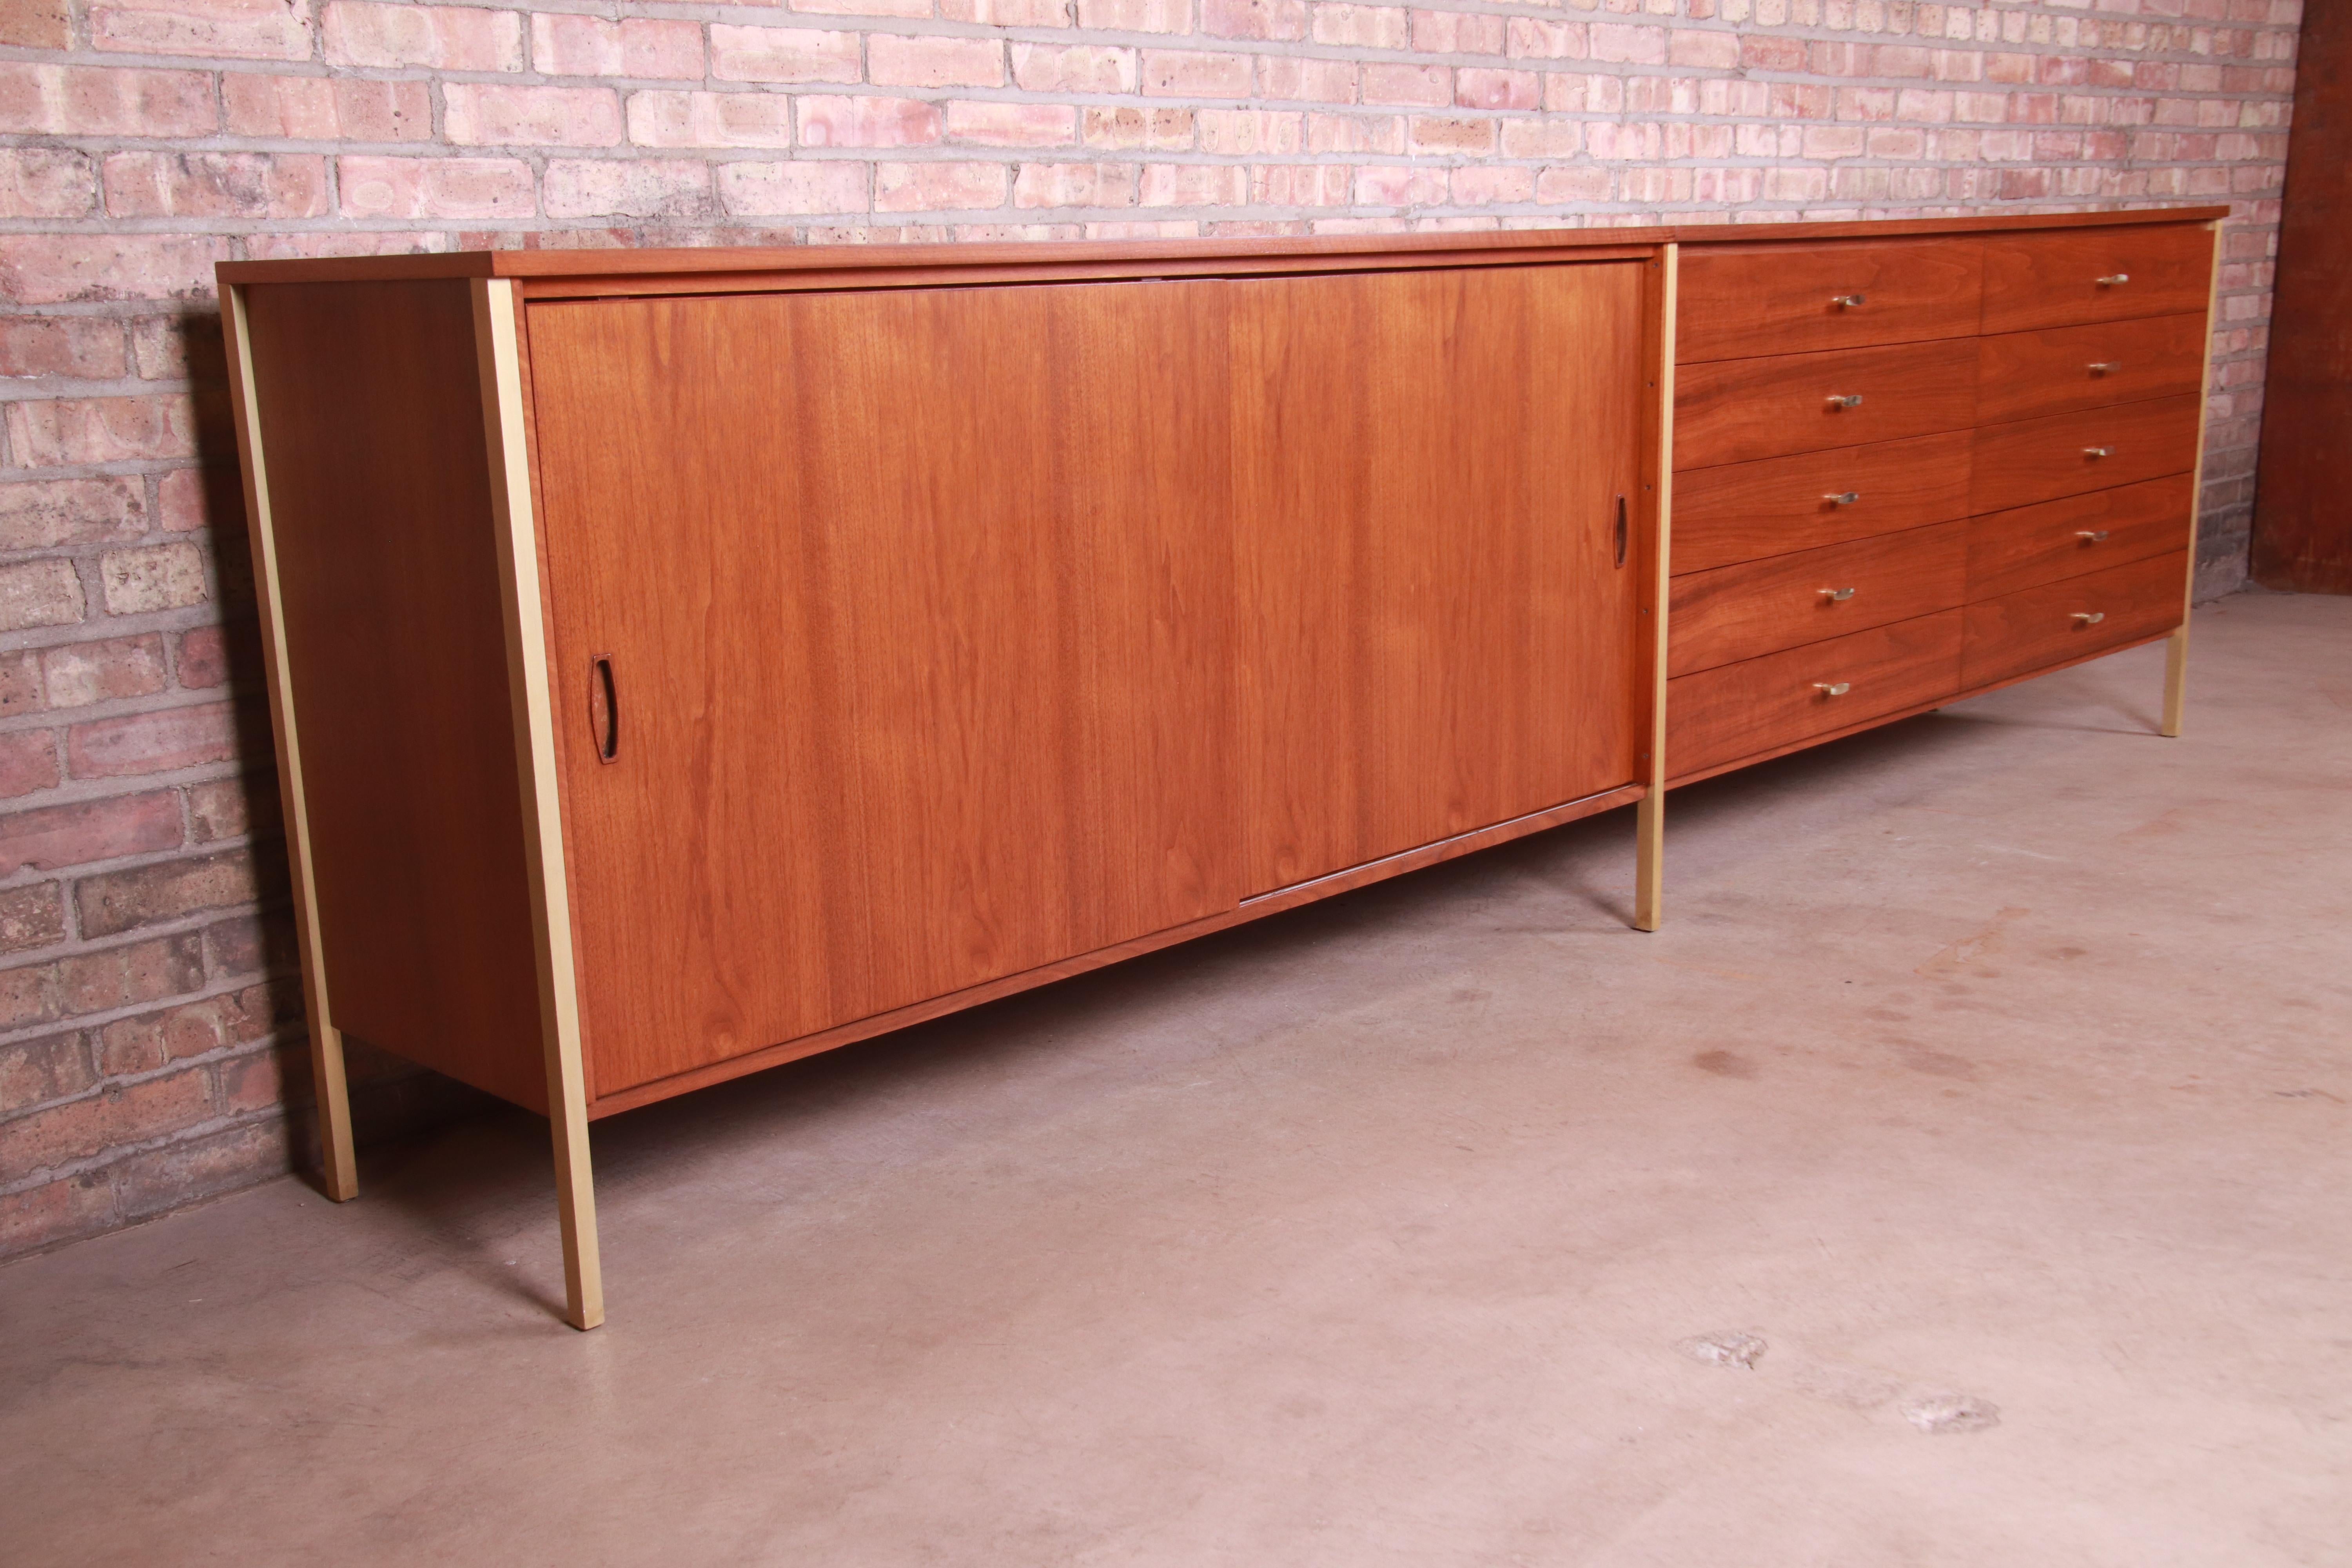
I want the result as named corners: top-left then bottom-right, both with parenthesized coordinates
top-left (220, 207), bottom-right (2221, 1328)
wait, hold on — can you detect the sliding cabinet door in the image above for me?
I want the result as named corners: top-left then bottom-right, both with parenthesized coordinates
top-left (528, 281), bottom-right (1237, 1095)
top-left (1232, 262), bottom-right (1648, 896)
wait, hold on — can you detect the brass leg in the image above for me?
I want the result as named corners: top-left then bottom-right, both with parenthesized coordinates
top-left (2161, 621), bottom-right (2190, 738)
top-left (551, 1088), bottom-right (603, 1331)
top-left (310, 1021), bottom-right (358, 1202)
top-left (1635, 789), bottom-right (1665, 932)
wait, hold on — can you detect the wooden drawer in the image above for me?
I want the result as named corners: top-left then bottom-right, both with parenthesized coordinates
top-left (1969, 394), bottom-right (2200, 514)
top-left (1668, 610), bottom-right (1962, 779)
top-left (1967, 474), bottom-right (2194, 602)
top-left (1976, 314), bottom-right (2206, 425)
top-left (1980, 224), bottom-right (2212, 335)
top-left (1674, 338), bottom-right (1978, 471)
top-left (1676, 239), bottom-right (1984, 364)
top-left (1962, 549), bottom-right (2187, 689)
top-left (1669, 521), bottom-right (1965, 678)
top-left (1673, 430), bottom-right (1970, 575)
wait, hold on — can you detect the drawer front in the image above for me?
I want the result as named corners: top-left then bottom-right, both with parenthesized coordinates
top-left (1673, 430), bottom-right (1971, 575)
top-left (1670, 520), bottom-right (1966, 678)
top-left (1668, 610), bottom-right (1963, 779)
top-left (1676, 239), bottom-right (1984, 364)
top-left (1967, 474), bottom-right (2194, 602)
top-left (1674, 338), bottom-right (1978, 471)
top-left (1979, 224), bottom-right (2212, 335)
top-left (1968, 394), bottom-right (2200, 514)
top-left (1962, 548), bottom-right (2187, 689)
top-left (1976, 314), bottom-right (2207, 425)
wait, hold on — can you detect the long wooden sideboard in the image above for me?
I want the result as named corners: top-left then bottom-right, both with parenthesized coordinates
top-left (220, 207), bottom-right (2223, 1328)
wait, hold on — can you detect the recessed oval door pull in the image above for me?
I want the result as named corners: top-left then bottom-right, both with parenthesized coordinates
top-left (1824, 491), bottom-right (1861, 506)
top-left (2076, 529), bottom-right (2111, 543)
top-left (2083, 446), bottom-right (2114, 458)
top-left (2096, 273), bottom-right (2130, 286)
top-left (2073, 611), bottom-right (2106, 626)
top-left (1815, 681), bottom-right (1852, 697)
top-left (1831, 294), bottom-right (1866, 309)
top-left (1614, 494), bottom-right (1628, 568)
top-left (590, 654), bottom-right (619, 763)
top-left (1820, 586), bottom-right (1856, 601)
top-left (2088, 361), bottom-right (2121, 374)
top-left (1826, 393), bottom-right (1864, 409)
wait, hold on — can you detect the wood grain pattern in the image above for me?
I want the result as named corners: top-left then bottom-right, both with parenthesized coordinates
top-left (1671, 430), bottom-right (1972, 575)
top-left (1666, 610), bottom-right (1962, 778)
top-left (1968, 394), bottom-right (2201, 514)
top-left (241, 280), bottom-right (547, 1114)
top-left (1962, 548), bottom-right (2191, 689)
top-left (1979, 223), bottom-right (2214, 334)
top-left (1674, 238), bottom-right (1984, 364)
top-left (1975, 313), bottom-right (2207, 425)
top-left (528, 282), bottom-right (1240, 1096)
top-left (1231, 263), bottom-right (1646, 897)
top-left (1966, 474), bottom-right (2194, 602)
top-left (1668, 520), bottom-right (1966, 677)
top-left (1673, 337), bottom-right (1978, 470)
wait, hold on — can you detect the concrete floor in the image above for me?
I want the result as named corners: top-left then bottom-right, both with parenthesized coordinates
top-left (4, 590), bottom-right (2347, 1566)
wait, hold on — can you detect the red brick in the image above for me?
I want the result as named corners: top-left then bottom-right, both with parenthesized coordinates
top-left (1313, 3), bottom-right (1407, 49)
top-left (0, 234), bottom-right (225, 306)
top-left (874, 160), bottom-right (1009, 212)
top-left (543, 159), bottom-right (715, 220)
top-left (1507, 18), bottom-right (1583, 60)
top-left (714, 160), bottom-right (870, 216)
top-left (99, 542), bottom-right (209, 614)
top-left (158, 466), bottom-right (237, 534)
top-left (1013, 44), bottom-right (1138, 94)
top-left (129, 315), bottom-right (225, 383)
top-left (78, 848), bottom-right (274, 938)
top-left (1198, 109), bottom-right (1302, 154)
top-left (1143, 49), bottom-right (1253, 97)
top-left (338, 156), bottom-right (536, 220)
top-left (0, 883), bottom-right (62, 956)
top-left (1307, 111), bottom-right (1403, 154)
top-left (0, 149), bottom-right (96, 220)
top-left (0, 653), bottom-right (38, 719)
top-left (96, 987), bottom-right (276, 1075)
top-left (68, 702), bottom-right (239, 782)
top-left (1204, 0), bottom-right (1306, 40)
top-left (1081, 105), bottom-right (1195, 149)
top-left (110, 1117), bottom-right (287, 1222)
top-left (1409, 114), bottom-right (1495, 154)
top-left (0, 791), bottom-right (180, 873)
top-left (532, 15), bottom-right (703, 78)
top-left (7, 395), bottom-right (198, 466)
top-left (0, 316), bottom-right (124, 380)
top-left (1362, 63), bottom-right (1451, 107)
top-left (871, 35), bottom-right (1005, 89)
top-left (1014, 161), bottom-right (1140, 208)
top-left (624, 91), bottom-right (793, 150)
top-left (1413, 9), bottom-right (1503, 53)
top-left (942, 0), bottom-right (1071, 20)
top-left (42, 635), bottom-right (168, 710)
top-left (0, 1027), bottom-right (94, 1114)
top-left (710, 24), bottom-right (863, 85)
top-left (0, 561), bottom-right (85, 633)
top-left (1259, 56), bottom-right (1357, 103)
top-left (102, 152), bottom-right (328, 220)
top-left (797, 95), bottom-right (945, 149)
top-left (1251, 163), bottom-right (1350, 207)
top-left (1354, 163), bottom-right (1446, 206)
top-left (87, 0), bottom-right (314, 60)
top-left (0, 1174), bottom-right (114, 1257)
top-left (221, 74), bottom-right (432, 141)
top-left (0, 478), bottom-right (144, 551)
top-left (321, 0), bottom-right (522, 70)
top-left (1456, 68), bottom-right (1537, 111)
top-left (0, 731), bottom-right (59, 800)
top-left (794, 0), bottom-right (931, 14)
top-left (0, 0), bottom-right (70, 47)
top-left (187, 775), bottom-right (271, 843)
top-left (444, 85), bottom-right (622, 148)
top-left (0, 1065), bottom-right (212, 1176)
top-left (1668, 27), bottom-right (1739, 70)
top-left (1074, 0), bottom-right (1188, 28)
top-left (215, 1041), bottom-right (291, 1114)
top-left (0, 65), bottom-right (216, 137)
top-left (56, 930), bottom-right (207, 1016)
top-left (946, 100), bottom-right (1077, 147)
top-left (1139, 162), bottom-right (1248, 206)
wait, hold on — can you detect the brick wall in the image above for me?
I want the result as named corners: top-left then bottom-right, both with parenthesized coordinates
top-left (0, 0), bottom-right (2302, 1259)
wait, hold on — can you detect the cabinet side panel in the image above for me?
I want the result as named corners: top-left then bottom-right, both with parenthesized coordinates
top-left (244, 279), bottom-right (546, 1113)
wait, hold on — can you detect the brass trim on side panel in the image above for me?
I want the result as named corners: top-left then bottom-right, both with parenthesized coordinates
top-left (221, 282), bottom-right (358, 1204)
top-left (2162, 218), bottom-right (2225, 739)
top-left (472, 278), bottom-right (604, 1332)
top-left (1635, 243), bottom-right (1678, 932)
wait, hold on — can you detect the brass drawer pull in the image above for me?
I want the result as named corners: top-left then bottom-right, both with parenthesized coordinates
top-left (1826, 393), bottom-right (1864, 409)
top-left (1820, 586), bottom-right (1856, 601)
top-left (1831, 294), bottom-right (1866, 308)
top-left (2096, 273), bottom-right (2130, 286)
top-left (2076, 529), bottom-right (2111, 543)
top-left (2083, 446), bottom-right (2113, 458)
top-left (1815, 681), bottom-right (1852, 697)
top-left (2073, 611), bottom-right (2106, 625)
top-left (1824, 490), bottom-right (1860, 506)
top-left (2087, 361), bottom-right (2121, 374)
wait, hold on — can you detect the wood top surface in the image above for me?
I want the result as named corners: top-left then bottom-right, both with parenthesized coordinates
top-left (218, 205), bottom-right (2230, 286)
